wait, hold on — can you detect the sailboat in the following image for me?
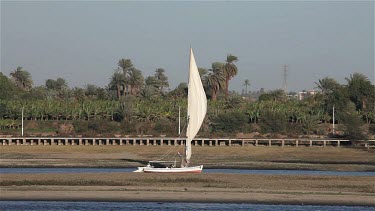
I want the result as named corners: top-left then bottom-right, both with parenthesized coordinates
top-left (134, 48), bottom-right (207, 173)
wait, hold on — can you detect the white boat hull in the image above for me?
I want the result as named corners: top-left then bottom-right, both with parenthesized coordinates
top-left (134, 165), bottom-right (203, 173)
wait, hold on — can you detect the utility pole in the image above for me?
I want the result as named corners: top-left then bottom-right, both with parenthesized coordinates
top-left (178, 106), bottom-right (181, 135)
top-left (282, 64), bottom-right (288, 94)
top-left (21, 106), bottom-right (24, 137)
top-left (332, 105), bottom-right (335, 135)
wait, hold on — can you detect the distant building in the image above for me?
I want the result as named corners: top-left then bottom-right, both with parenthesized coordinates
top-left (297, 90), bottom-right (319, 100)
top-left (287, 93), bottom-right (298, 100)
top-left (286, 90), bottom-right (319, 100)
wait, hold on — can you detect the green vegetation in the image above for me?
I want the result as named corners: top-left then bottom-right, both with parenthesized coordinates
top-left (0, 58), bottom-right (374, 141)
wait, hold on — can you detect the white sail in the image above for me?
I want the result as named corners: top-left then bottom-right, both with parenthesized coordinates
top-left (185, 48), bottom-right (207, 163)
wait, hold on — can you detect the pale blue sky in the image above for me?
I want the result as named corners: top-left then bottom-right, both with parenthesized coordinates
top-left (1, 1), bottom-right (373, 92)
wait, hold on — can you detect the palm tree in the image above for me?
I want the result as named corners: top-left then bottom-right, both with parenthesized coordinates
top-left (128, 69), bottom-right (144, 96)
top-left (198, 68), bottom-right (207, 78)
top-left (10, 66), bottom-right (33, 91)
top-left (140, 85), bottom-right (158, 100)
top-left (243, 79), bottom-right (250, 96)
top-left (109, 70), bottom-right (126, 99)
top-left (269, 89), bottom-right (287, 102)
top-left (314, 77), bottom-right (339, 94)
top-left (118, 58), bottom-right (134, 95)
top-left (154, 68), bottom-right (169, 92)
top-left (223, 54), bottom-right (238, 100)
top-left (345, 73), bottom-right (372, 110)
top-left (206, 62), bottom-right (225, 101)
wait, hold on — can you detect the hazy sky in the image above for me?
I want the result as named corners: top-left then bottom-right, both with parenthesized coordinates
top-left (1, 1), bottom-right (374, 92)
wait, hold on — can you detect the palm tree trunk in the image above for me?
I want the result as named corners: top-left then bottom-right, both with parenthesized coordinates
top-left (116, 85), bottom-right (121, 99)
top-left (225, 76), bottom-right (229, 100)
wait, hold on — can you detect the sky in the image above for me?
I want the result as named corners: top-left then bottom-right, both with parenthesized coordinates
top-left (1, 1), bottom-right (374, 93)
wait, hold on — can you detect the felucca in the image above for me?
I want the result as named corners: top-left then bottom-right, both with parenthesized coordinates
top-left (134, 48), bottom-right (207, 173)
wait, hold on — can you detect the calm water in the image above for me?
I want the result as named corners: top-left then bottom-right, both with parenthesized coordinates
top-left (0, 167), bottom-right (374, 176)
top-left (0, 201), bottom-right (373, 211)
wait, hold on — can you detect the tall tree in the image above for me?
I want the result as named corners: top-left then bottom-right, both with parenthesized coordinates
top-left (128, 69), bottom-right (145, 96)
top-left (46, 78), bottom-right (67, 91)
top-left (223, 54), bottom-right (238, 100)
top-left (45, 79), bottom-right (57, 90)
top-left (109, 70), bottom-right (126, 99)
top-left (345, 73), bottom-right (373, 110)
top-left (144, 68), bottom-right (169, 96)
top-left (56, 78), bottom-right (67, 90)
top-left (0, 72), bottom-right (22, 100)
top-left (206, 62), bottom-right (225, 101)
top-left (118, 58), bottom-right (134, 95)
top-left (154, 68), bottom-right (169, 91)
top-left (198, 68), bottom-right (208, 78)
top-left (243, 79), bottom-right (250, 96)
top-left (10, 66), bottom-right (33, 91)
top-left (315, 77), bottom-right (340, 94)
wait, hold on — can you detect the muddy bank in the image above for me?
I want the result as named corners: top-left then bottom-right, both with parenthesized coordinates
top-left (1, 173), bottom-right (374, 206)
top-left (0, 145), bottom-right (374, 171)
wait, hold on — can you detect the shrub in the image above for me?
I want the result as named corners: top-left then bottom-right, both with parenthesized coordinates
top-left (259, 110), bottom-right (287, 134)
top-left (211, 111), bottom-right (248, 133)
top-left (369, 124), bottom-right (375, 135)
top-left (337, 109), bottom-right (367, 141)
top-left (73, 121), bottom-right (89, 133)
top-left (154, 117), bottom-right (172, 133)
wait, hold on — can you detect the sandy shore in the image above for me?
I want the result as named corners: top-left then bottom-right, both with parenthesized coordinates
top-left (1, 173), bottom-right (374, 206)
top-left (3, 189), bottom-right (375, 206)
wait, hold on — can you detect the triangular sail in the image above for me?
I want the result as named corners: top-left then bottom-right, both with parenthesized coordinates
top-left (185, 48), bottom-right (207, 164)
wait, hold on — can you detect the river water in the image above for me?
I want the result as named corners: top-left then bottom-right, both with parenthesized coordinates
top-left (1, 167), bottom-right (374, 176)
top-left (0, 201), bottom-right (373, 211)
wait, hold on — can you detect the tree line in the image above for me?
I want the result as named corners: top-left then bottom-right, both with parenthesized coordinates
top-left (0, 58), bottom-right (374, 140)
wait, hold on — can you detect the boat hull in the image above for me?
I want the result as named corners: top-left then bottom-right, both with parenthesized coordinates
top-left (134, 165), bottom-right (203, 173)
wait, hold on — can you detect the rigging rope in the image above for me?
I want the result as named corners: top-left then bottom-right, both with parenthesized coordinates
top-left (152, 120), bottom-right (188, 162)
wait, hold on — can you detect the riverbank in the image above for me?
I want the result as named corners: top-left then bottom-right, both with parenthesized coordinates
top-left (1, 173), bottom-right (374, 206)
top-left (1, 146), bottom-right (374, 206)
top-left (0, 145), bottom-right (374, 171)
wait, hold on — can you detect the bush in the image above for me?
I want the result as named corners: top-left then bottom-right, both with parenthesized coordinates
top-left (338, 110), bottom-right (367, 141)
top-left (0, 103), bottom-right (7, 118)
top-left (259, 110), bottom-right (287, 134)
top-left (73, 120), bottom-right (120, 135)
top-left (369, 124), bottom-right (375, 135)
top-left (121, 120), bottom-right (137, 134)
top-left (211, 111), bottom-right (248, 133)
top-left (154, 117), bottom-right (172, 133)
top-left (73, 121), bottom-right (89, 133)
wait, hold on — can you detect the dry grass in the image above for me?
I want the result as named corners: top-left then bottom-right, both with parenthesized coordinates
top-left (1, 173), bottom-right (374, 193)
top-left (1, 173), bottom-right (374, 205)
top-left (0, 145), bottom-right (374, 171)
